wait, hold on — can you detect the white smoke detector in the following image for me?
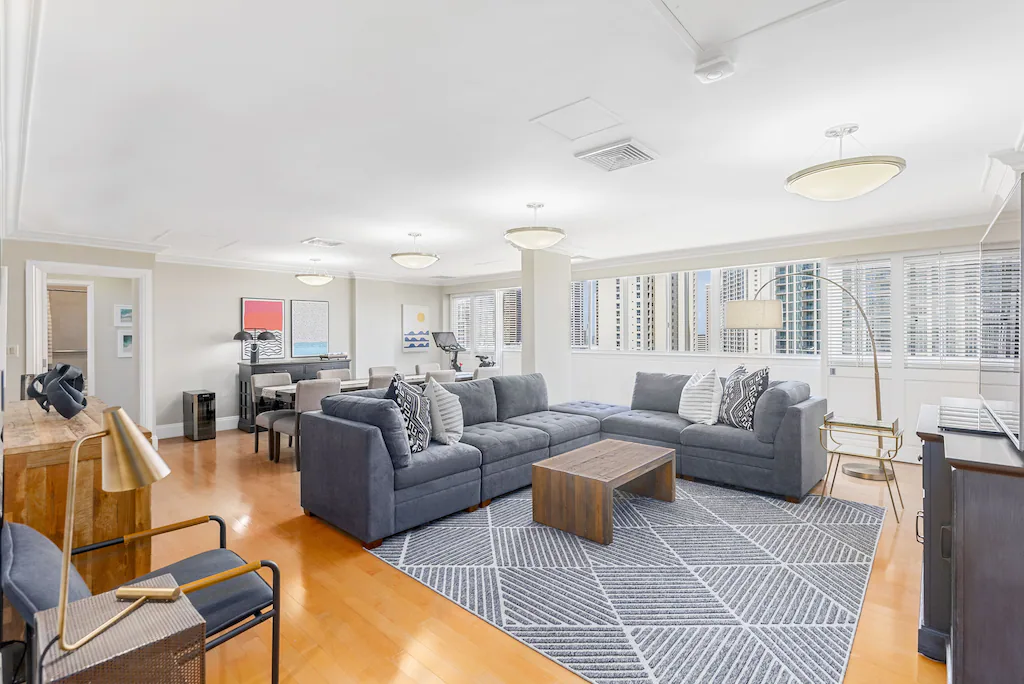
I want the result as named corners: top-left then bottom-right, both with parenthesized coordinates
top-left (694, 53), bottom-right (735, 84)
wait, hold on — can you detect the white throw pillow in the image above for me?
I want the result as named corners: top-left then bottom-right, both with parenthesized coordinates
top-left (677, 370), bottom-right (723, 425)
top-left (424, 379), bottom-right (464, 445)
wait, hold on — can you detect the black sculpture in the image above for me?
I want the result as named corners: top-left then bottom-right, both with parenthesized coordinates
top-left (26, 364), bottom-right (88, 419)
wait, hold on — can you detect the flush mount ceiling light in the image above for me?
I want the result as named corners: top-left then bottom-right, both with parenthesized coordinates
top-left (295, 258), bottom-right (334, 286)
top-left (504, 203), bottom-right (566, 250)
top-left (391, 232), bottom-right (439, 269)
top-left (785, 124), bottom-right (906, 201)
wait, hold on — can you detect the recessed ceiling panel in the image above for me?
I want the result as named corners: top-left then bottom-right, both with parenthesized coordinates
top-left (531, 98), bottom-right (622, 141)
top-left (662, 0), bottom-right (831, 46)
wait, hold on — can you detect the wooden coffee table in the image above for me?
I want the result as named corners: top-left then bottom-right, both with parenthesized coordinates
top-left (532, 439), bottom-right (675, 544)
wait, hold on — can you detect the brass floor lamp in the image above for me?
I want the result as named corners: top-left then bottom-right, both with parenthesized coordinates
top-left (58, 406), bottom-right (173, 652)
top-left (725, 271), bottom-right (891, 481)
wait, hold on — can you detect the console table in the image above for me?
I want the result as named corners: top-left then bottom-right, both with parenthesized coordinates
top-left (916, 404), bottom-right (1024, 681)
top-left (237, 359), bottom-right (350, 432)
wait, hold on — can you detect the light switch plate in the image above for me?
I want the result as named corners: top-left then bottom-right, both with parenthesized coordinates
top-left (7, 345), bottom-right (18, 356)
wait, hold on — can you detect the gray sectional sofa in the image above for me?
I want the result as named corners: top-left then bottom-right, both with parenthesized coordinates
top-left (299, 371), bottom-right (825, 548)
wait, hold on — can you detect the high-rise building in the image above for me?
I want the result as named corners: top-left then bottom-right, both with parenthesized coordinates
top-left (774, 263), bottom-right (819, 354)
top-left (570, 281), bottom-right (587, 347)
top-left (501, 288), bottom-right (522, 345)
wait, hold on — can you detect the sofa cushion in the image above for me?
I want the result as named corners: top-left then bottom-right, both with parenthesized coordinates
top-left (602, 410), bottom-right (691, 444)
top-left (492, 373), bottom-right (549, 421)
top-left (505, 411), bottom-right (599, 446)
top-left (442, 379), bottom-right (497, 426)
top-left (677, 370), bottom-right (723, 425)
top-left (754, 381), bottom-right (812, 444)
top-left (424, 379), bottom-right (464, 445)
top-left (321, 394), bottom-right (412, 468)
top-left (679, 423), bottom-right (774, 460)
top-left (394, 380), bottom-right (432, 453)
top-left (460, 422), bottom-right (550, 464)
top-left (631, 372), bottom-right (691, 413)
top-left (347, 388), bottom-right (387, 399)
top-left (719, 366), bottom-right (770, 431)
top-left (550, 401), bottom-right (630, 421)
top-left (393, 441), bottom-right (482, 490)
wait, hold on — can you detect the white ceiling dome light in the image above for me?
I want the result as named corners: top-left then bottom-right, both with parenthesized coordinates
top-left (786, 124), bottom-right (906, 201)
top-left (391, 232), bottom-right (439, 269)
top-left (295, 258), bottom-right (334, 286)
top-left (504, 203), bottom-right (566, 250)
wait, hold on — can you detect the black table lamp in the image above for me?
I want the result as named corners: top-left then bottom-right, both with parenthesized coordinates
top-left (234, 330), bottom-right (275, 363)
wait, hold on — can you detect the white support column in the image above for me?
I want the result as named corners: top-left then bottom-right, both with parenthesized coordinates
top-left (521, 250), bottom-right (571, 403)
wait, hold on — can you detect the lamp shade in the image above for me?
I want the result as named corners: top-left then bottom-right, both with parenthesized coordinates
top-left (725, 300), bottom-right (784, 330)
top-left (504, 226), bottom-right (566, 250)
top-left (233, 330), bottom-right (253, 341)
top-left (785, 155), bottom-right (906, 201)
top-left (256, 331), bottom-right (276, 341)
top-left (390, 252), bottom-right (439, 269)
top-left (101, 407), bottom-right (171, 492)
top-left (295, 273), bottom-right (335, 286)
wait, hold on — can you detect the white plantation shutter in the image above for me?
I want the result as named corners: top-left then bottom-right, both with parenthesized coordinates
top-left (471, 292), bottom-right (496, 354)
top-left (826, 259), bottom-right (892, 367)
top-left (904, 249), bottom-right (1020, 370)
top-left (981, 249), bottom-right (1020, 370)
top-left (452, 295), bottom-right (472, 350)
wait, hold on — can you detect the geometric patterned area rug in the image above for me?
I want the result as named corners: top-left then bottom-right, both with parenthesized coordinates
top-left (370, 479), bottom-right (885, 684)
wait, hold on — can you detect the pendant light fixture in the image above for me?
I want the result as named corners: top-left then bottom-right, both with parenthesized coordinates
top-left (785, 124), bottom-right (906, 201)
top-left (504, 203), bottom-right (566, 250)
top-left (295, 258), bottom-right (334, 286)
top-left (390, 232), bottom-right (439, 269)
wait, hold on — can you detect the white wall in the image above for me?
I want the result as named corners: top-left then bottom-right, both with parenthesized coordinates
top-left (352, 279), bottom-right (445, 377)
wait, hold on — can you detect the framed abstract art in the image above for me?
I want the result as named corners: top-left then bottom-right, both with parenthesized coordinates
top-left (240, 298), bottom-right (285, 360)
top-left (290, 300), bottom-right (329, 357)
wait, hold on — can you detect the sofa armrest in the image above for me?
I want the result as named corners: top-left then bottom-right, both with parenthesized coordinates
top-left (300, 411), bottom-right (396, 543)
top-left (772, 396), bottom-right (828, 498)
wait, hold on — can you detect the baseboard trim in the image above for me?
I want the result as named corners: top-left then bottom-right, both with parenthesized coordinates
top-left (154, 415), bottom-right (239, 440)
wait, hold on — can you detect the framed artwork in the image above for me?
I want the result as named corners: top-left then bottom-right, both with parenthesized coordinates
top-left (241, 298), bottom-right (285, 360)
top-left (291, 300), bottom-right (329, 357)
top-left (115, 305), bottom-right (133, 327)
top-left (402, 304), bottom-right (431, 352)
top-left (117, 330), bottom-right (134, 358)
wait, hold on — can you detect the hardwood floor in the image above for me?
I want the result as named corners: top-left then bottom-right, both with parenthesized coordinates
top-left (152, 430), bottom-right (947, 683)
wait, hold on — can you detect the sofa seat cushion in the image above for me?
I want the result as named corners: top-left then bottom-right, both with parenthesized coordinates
top-left (460, 422), bottom-right (550, 464)
top-left (394, 441), bottom-right (482, 491)
top-left (679, 424), bottom-right (774, 460)
top-left (550, 401), bottom-right (630, 421)
top-left (505, 411), bottom-right (599, 446)
top-left (492, 373), bottom-right (549, 421)
top-left (602, 410), bottom-right (691, 444)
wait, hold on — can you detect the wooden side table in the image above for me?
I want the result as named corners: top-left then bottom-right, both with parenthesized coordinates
top-left (34, 575), bottom-right (205, 683)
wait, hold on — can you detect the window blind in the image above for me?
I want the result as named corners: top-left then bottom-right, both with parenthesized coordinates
top-left (981, 249), bottom-right (1020, 370)
top-left (452, 292), bottom-right (496, 356)
top-left (826, 259), bottom-right (892, 367)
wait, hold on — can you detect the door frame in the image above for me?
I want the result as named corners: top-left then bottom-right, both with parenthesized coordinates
top-left (26, 261), bottom-right (154, 432)
top-left (45, 279), bottom-right (96, 395)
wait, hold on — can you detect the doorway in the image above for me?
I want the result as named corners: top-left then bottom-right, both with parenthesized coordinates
top-left (46, 280), bottom-right (94, 393)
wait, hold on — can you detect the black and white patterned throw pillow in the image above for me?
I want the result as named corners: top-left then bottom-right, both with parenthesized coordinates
top-left (394, 380), bottom-right (432, 452)
top-left (384, 372), bottom-right (405, 402)
top-left (718, 366), bottom-right (770, 431)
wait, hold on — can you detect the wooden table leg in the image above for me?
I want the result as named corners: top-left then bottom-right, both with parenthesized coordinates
top-left (533, 467), bottom-right (615, 544)
top-left (619, 459), bottom-right (676, 503)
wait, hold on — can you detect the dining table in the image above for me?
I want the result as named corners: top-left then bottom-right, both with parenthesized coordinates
top-left (265, 371), bottom-right (476, 402)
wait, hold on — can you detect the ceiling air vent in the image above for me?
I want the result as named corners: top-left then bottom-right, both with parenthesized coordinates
top-left (575, 139), bottom-right (657, 172)
top-left (301, 237), bottom-right (344, 248)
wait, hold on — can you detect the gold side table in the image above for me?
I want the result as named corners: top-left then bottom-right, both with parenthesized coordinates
top-left (818, 412), bottom-right (905, 522)
top-left (35, 575), bottom-right (205, 683)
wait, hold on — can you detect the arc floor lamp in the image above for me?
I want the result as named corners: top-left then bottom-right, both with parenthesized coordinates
top-left (725, 271), bottom-right (890, 481)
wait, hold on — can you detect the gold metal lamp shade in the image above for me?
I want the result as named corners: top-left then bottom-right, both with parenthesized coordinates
top-left (58, 407), bottom-right (172, 652)
top-left (101, 406), bottom-right (171, 492)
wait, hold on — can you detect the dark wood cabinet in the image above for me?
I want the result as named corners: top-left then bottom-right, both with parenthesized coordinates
top-left (237, 359), bottom-right (350, 432)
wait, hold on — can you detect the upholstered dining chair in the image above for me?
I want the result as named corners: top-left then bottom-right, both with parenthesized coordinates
top-left (316, 368), bottom-right (352, 381)
top-left (415, 363), bottom-right (440, 374)
top-left (424, 369), bottom-right (456, 384)
top-left (473, 366), bottom-right (501, 379)
top-left (367, 374), bottom-right (393, 390)
top-left (368, 365), bottom-right (396, 377)
top-left (270, 378), bottom-right (341, 471)
top-left (0, 518), bottom-right (280, 684)
top-left (250, 372), bottom-right (293, 455)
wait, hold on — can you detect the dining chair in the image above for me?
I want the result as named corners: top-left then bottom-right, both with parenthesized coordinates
top-left (367, 374), bottom-right (393, 390)
top-left (473, 366), bottom-right (501, 379)
top-left (316, 368), bottom-right (352, 381)
top-left (1, 518), bottom-right (280, 684)
top-left (270, 379), bottom-right (342, 471)
top-left (415, 363), bottom-right (440, 374)
top-left (425, 369), bottom-right (456, 384)
top-left (250, 372), bottom-right (293, 455)
top-left (368, 366), bottom-right (397, 377)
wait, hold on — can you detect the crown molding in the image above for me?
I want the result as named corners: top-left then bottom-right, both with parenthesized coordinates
top-left (6, 229), bottom-right (167, 254)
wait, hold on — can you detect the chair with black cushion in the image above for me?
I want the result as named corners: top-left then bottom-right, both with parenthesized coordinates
top-left (250, 372), bottom-right (293, 456)
top-left (0, 518), bottom-right (280, 683)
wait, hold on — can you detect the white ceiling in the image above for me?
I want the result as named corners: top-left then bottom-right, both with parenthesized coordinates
top-left (8, 0), bottom-right (1024, 281)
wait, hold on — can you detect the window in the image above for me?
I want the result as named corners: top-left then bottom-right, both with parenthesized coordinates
top-left (826, 259), bottom-right (892, 367)
top-left (451, 292), bottom-right (496, 356)
top-left (905, 248), bottom-right (1020, 369)
top-left (719, 262), bottom-right (821, 355)
top-left (500, 288), bottom-right (522, 347)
